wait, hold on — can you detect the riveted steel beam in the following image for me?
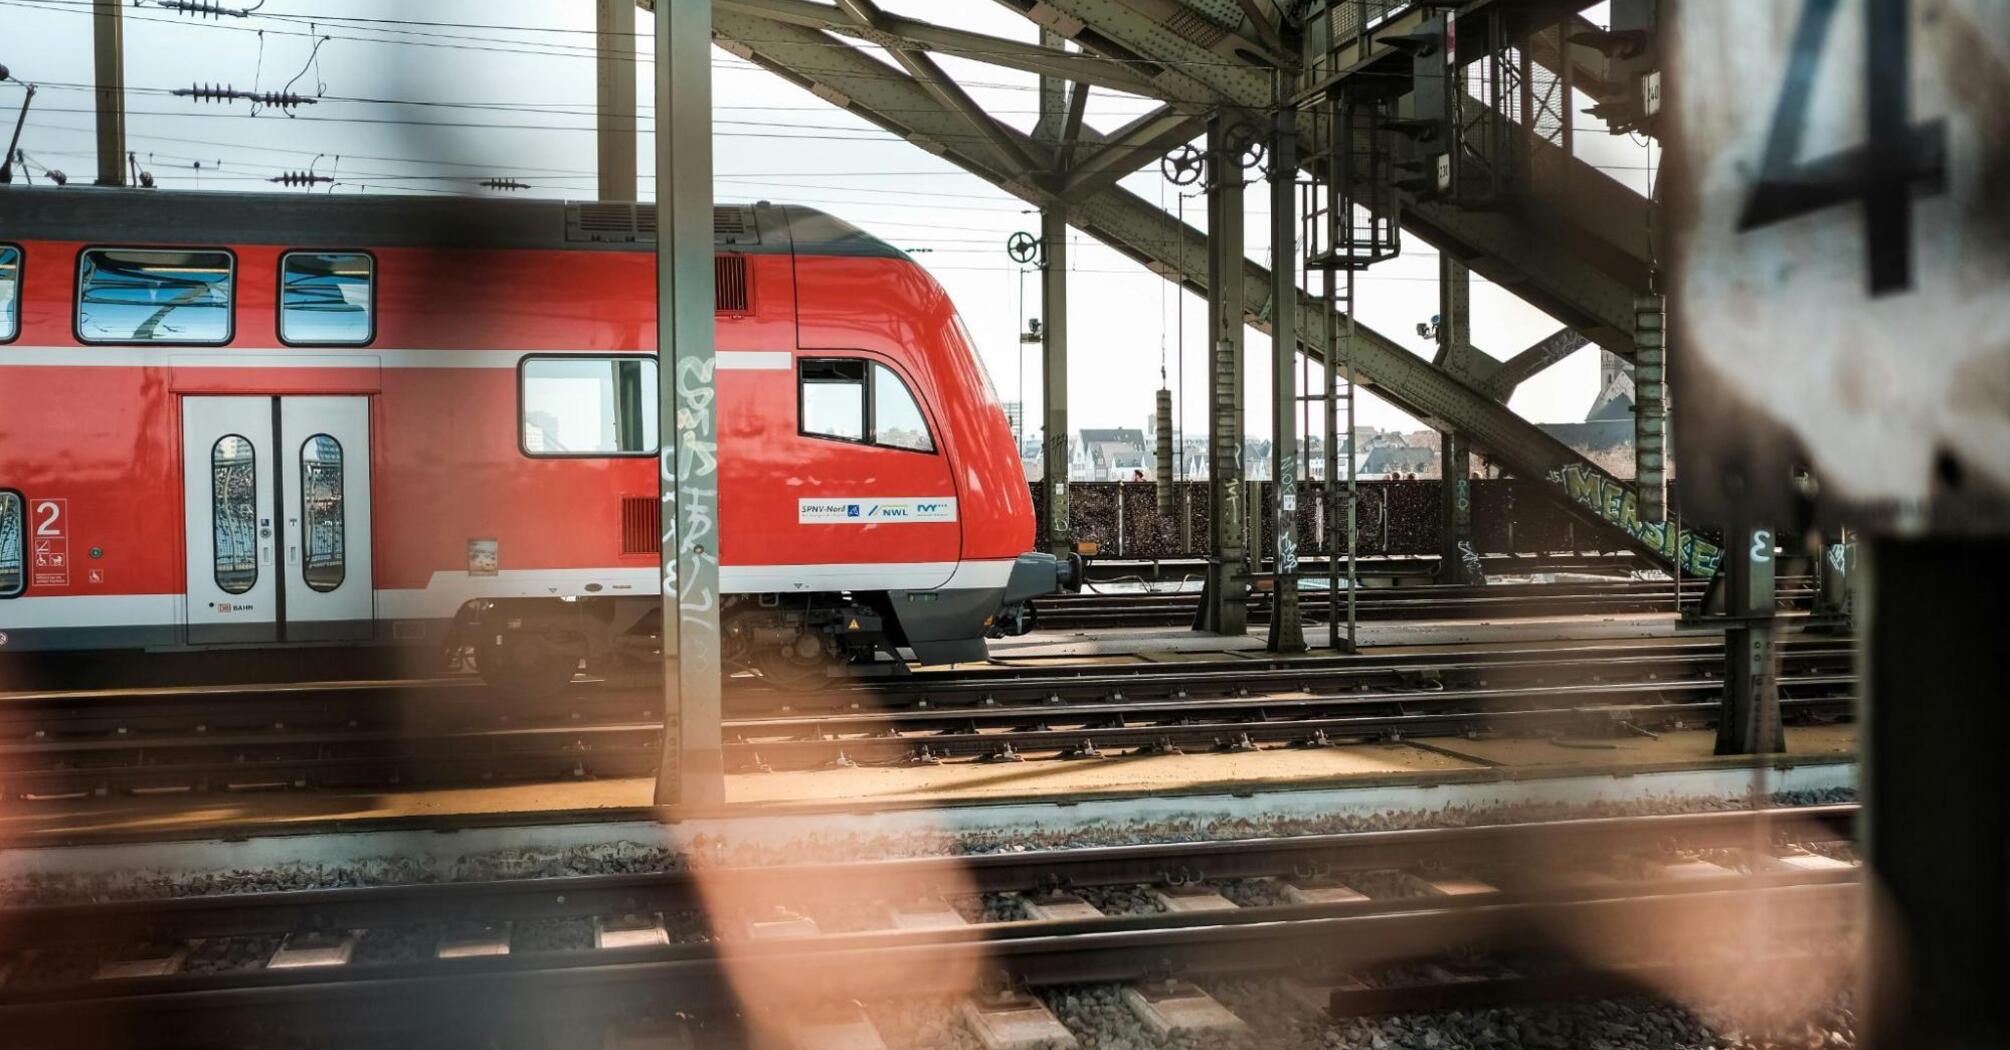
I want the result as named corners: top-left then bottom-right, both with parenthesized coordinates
top-left (838, 0), bottom-right (1041, 175)
top-left (714, 10), bottom-right (1056, 198)
top-left (1482, 327), bottom-right (1591, 400)
top-left (718, 0), bottom-right (1160, 96)
top-left (1058, 104), bottom-right (1208, 200)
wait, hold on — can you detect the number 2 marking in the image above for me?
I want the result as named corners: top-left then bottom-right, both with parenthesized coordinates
top-left (1737, 0), bottom-right (1945, 295)
top-left (33, 500), bottom-right (60, 536)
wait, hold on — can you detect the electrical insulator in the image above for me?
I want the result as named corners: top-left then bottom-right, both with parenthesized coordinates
top-left (269, 171), bottom-right (333, 188)
top-left (157, 0), bottom-right (260, 18)
top-left (173, 84), bottom-right (314, 109)
top-left (479, 178), bottom-right (529, 191)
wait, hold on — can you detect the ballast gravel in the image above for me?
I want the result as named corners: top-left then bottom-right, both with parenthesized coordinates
top-left (0, 787), bottom-right (1857, 906)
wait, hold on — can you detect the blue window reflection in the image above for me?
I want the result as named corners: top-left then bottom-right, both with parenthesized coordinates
top-left (78, 248), bottom-right (234, 344)
top-left (0, 245), bottom-right (20, 342)
top-left (281, 252), bottom-right (374, 345)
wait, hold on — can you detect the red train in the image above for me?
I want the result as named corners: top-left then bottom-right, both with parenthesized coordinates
top-left (0, 188), bottom-right (1071, 691)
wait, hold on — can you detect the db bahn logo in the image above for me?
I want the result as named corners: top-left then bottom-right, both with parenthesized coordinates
top-left (799, 498), bottom-right (958, 524)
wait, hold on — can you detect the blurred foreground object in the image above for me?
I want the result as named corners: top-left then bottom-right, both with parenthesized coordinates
top-left (1665, 2), bottom-right (2009, 1047)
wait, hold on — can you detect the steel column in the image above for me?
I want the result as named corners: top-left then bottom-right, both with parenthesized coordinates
top-left (1041, 207), bottom-right (1070, 558)
top-left (1437, 256), bottom-right (1475, 584)
top-left (653, 0), bottom-right (723, 807)
top-left (1266, 80), bottom-right (1304, 653)
top-left (597, 0), bottom-right (638, 202)
top-left (91, 0), bottom-right (123, 187)
top-left (1714, 523), bottom-right (1782, 756)
top-left (1195, 115), bottom-right (1248, 636)
top-left (1862, 539), bottom-right (2010, 1050)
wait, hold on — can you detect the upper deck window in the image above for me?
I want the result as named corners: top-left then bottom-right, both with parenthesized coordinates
top-left (520, 356), bottom-right (658, 457)
top-left (0, 246), bottom-right (19, 343)
top-left (77, 248), bottom-right (234, 345)
top-left (280, 252), bottom-right (374, 345)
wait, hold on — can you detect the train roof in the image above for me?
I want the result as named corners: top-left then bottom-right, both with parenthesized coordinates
top-left (0, 186), bottom-right (908, 259)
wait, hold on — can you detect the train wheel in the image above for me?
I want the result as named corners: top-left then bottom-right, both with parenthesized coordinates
top-left (476, 631), bottom-right (582, 701)
top-left (753, 632), bottom-right (834, 692)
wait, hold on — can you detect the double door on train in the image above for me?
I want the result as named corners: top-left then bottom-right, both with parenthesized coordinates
top-left (181, 396), bottom-right (374, 644)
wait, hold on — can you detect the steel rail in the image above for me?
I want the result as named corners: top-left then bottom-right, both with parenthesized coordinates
top-left (0, 804), bottom-right (1855, 948)
top-left (0, 868), bottom-right (1858, 1040)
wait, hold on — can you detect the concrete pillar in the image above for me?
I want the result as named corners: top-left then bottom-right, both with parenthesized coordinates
top-left (1041, 207), bottom-right (1070, 559)
top-left (1194, 114), bottom-right (1248, 636)
top-left (1265, 81), bottom-right (1305, 653)
top-left (92, 0), bottom-right (124, 187)
top-left (653, 0), bottom-right (723, 807)
top-left (596, 0), bottom-right (638, 202)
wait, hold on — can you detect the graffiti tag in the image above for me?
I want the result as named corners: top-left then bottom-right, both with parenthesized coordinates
top-left (1548, 464), bottom-right (1724, 578)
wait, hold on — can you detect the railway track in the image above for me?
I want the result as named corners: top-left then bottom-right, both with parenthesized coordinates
top-left (0, 805), bottom-right (1860, 1046)
top-left (0, 639), bottom-right (1857, 793)
top-left (1038, 575), bottom-right (1819, 629)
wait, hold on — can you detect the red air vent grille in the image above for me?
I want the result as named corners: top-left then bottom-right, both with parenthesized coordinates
top-left (622, 496), bottom-right (660, 555)
top-left (716, 255), bottom-right (751, 314)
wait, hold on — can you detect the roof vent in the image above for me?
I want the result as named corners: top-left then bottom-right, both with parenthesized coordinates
top-left (566, 203), bottom-right (759, 246)
top-left (714, 205), bottom-right (759, 246)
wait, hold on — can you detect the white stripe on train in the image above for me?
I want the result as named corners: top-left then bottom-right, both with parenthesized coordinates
top-left (0, 561), bottom-right (1017, 631)
top-left (0, 347), bottom-right (794, 370)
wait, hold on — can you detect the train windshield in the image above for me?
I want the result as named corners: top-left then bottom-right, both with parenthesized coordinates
top-left (77, 248), bottom-right (234, 344)
top-left (952, 312), bottom-right (1002, 407)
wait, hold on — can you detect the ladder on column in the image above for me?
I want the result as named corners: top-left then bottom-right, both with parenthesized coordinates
top-left (1301, 87), bottom-right (1400, 651)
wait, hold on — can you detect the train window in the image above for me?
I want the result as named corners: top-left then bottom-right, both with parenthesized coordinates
top-left (0, 491), bottom-right (22, 598)
top-left (78, 248), bottom-right (234, 345)
top-left (872, 363), bottom-right (933, 452)
top-left (0, 245), bottom-right (19, 343)
top-left (300, 435), bottom-right (346, 592)
top-left (520, 356), bottom-right (658, 456)
top-left (800, 358), bottom-right (867, 442)
top-left (279, 252), bottom-right (374, 345)
top-left (212, 435), bottom-right (258, 595)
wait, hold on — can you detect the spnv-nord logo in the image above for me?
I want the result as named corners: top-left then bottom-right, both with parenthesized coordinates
top-left (845, 504), bottom-right (861, 517)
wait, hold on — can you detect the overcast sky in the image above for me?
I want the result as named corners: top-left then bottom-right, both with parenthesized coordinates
top-left (3, 0), bottom-right (1646, 443)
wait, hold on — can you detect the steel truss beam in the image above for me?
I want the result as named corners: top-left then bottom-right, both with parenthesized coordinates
top-left (997, 0), bottom-right (1647, 345)
top-left (1482, 327), bottom-right (1591, 399)
top-left (1059, 104), bottom-right (1207, 200)
top-left (711, 10), bottom-right (1717, 576)
top-left (717, 0), bottom-right (1160, 96)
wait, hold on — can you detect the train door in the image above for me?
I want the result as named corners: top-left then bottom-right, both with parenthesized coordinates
top-left (277, 397), bottom-right (374, 640)
top-left (181, 396), bottom-right (373, 644)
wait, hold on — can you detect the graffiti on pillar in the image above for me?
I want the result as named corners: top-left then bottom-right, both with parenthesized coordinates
top-left (1547, 463), bottom-right (1724, 577)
